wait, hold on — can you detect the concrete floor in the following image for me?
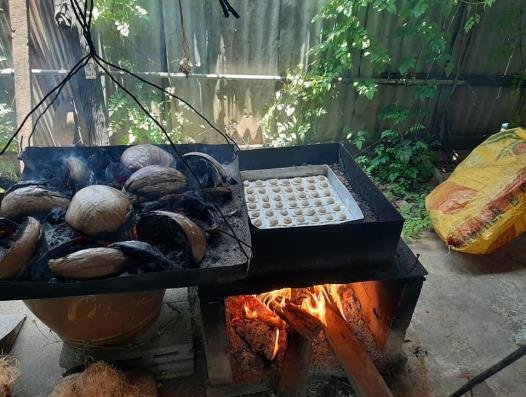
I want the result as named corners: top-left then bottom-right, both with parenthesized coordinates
top-left (0, 231), bottom-right (524, 396)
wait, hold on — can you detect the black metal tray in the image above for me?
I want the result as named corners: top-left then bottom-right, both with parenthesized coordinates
top-left (238, 143), bottom-right (404, 276)
top-left (0, 144), bottom-right (252, 300)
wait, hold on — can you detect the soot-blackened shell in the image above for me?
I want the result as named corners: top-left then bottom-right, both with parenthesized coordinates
top-left (121, 144), bottom-right (174, 171)
top-left (137, 210), bottom-right (206, 265)
top-left (65, 185), bottom-right (132, 237)
top-left (123, 165), bottom-right (186, 201)
top-left (49, 247), bottom-right (128, 279)
top-left (181, 152), bottom-right (227, 188)
top-left (0, 186), bottom-right (70, 219)
top-left (0, 217), bottom-right (42, 279)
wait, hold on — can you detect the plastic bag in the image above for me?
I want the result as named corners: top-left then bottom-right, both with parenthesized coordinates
top-left (426, 127), bottom-right (526, 254)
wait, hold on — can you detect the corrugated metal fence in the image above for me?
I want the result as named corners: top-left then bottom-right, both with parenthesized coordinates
top-left (0, 0), bottom-right (525, 147)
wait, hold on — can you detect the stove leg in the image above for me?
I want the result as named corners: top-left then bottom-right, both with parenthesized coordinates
top-left (383, 280), bottom-right (423, 369)
top-left (198, 295), bottom-right (233, 387)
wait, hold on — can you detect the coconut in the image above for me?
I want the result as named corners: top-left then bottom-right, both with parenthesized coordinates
top-left (65, 185), bottom-right (132, 237)
top-left (66, 157), bottom-right (94, 191)
top-left (49, 247), bottom-right (129, 279)
top-left (181, 151), bottom-right (227, 188)
top-left (121, 144), bottom-right (173, 171)
top-left (0, 186), bottom-right (70, 219)
top-left (137, 210), bottom-right (206, 265)
top-left (123, 165), bottom-right (186, 201)
top-left (0, 217), bottom-right (42, 279)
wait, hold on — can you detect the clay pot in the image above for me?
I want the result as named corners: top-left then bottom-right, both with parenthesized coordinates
top-left (24, 289), bottom-right (165, 347)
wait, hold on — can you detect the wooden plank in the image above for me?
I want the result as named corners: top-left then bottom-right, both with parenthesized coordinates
top-left (8, 0), bottom-right (31, 150)
top-left (277, 330), bottom-right (313, 397)
top-left (323, 303), bottom-right (393, 397)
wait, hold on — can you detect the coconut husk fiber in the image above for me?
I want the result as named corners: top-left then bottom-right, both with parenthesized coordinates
top-left (49, 362), bottom-right (157, 397)
top-left (0, 356), bottom-right (21, 397)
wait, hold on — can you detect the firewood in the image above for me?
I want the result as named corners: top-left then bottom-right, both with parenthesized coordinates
top-left (231, 296), bottom-right (284, 328)
top-left (227, 296), bottom-right (287, 362)
top-left (279, 303), bottom-right (322, 341)
top-left (323, 302), bottom-right (393, 397)
top-left (277, 330), bottom-right (314, 397)
top-left (273, 294), bottom-right (322, 397)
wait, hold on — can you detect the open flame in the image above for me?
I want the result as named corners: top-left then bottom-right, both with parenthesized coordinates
top-left (270, 328), bottom-right (280, 360)
top-left (240, 284), bottom-right (349, 361)
top-left (257, 284), bottom-right (347, 326)
top-left (243, 305), bottom-right (258, 319)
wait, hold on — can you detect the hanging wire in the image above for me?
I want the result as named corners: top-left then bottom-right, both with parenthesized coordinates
top-left (0, 53), bottom-right (91, 156)
top-left (94, 56), bottom-right (250, 260)
top-left (28, 55), bottom-right (92, 145)
top-left (2, 0), bottom-right (250, 260)
top-left (218, 0), bottom-right (240, 18)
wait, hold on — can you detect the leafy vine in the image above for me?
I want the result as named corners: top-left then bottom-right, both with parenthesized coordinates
top-left (261, 0), bottom-right (510, 238)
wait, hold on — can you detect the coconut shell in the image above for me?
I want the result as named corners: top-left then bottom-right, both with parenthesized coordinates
top-left (181, 151), bottom-right (228, 188)
top-left (137, 210), bottom-right (206, 264)
top-left (49, 247), bottom-right (129, 279)
top-left (66, 157), bottom-right (94, 190)
top-left (0, 217), bottom-right (42, 279)
top-left (121, 144), bottom-right (174, 171)
top-left (123, 165), bottom-right (186, 200)
top-left (0, 186), bottom-right (70, 219)
top-left (65, 185), bottom-right (132, 237)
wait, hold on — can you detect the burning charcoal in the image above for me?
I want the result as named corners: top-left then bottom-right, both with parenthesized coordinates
top-left (181, 152), bottom-right (228, 189)
top-left (121, 144), bottom-right (174, 172)
top-left (123, 165), bottom-right (186, 202)
top-left (137, 193), bottom-right (218, 232)
top-left (49, 247), bottom-right (129, 280)
top-left (137, 210), bottom-right (206, 267)
top-left (65, 185), bottom-right (132, 237)
top-left (65, 157), bottom-right (94, 191)
top-left (110, 240), bottom-right (178, 271)
top-left (0, 217), bottom-right (42, 279)
top-left (0, 186), bottom-right (70, 220)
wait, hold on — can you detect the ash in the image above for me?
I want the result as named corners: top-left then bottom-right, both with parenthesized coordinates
top-left (330, 164), bottom-right (378, 221)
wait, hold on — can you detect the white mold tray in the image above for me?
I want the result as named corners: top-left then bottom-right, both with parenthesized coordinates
top-left (241, 165), bottom-right (364, 229)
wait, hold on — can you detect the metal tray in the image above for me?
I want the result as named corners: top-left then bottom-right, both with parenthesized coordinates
top-left (242, 165), bottom-right (364, 229)
top-left (0, 144), bottom-right (252, 300)
top-left (238, 143), bottom-right (404, 276)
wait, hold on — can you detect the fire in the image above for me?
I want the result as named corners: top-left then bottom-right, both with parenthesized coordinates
top-left (270, 328), bottom-right (280, 360)
top-left (257, 284), bottom-right (347, 326)
top-left (243, 305), bottom-right (258, 319)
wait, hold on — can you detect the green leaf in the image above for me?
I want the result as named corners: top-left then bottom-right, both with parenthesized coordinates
top-left (444, 60), bottom-right (454, 77)
top-left (411, 0), bottom-right (428, 18)
top-left (464, 14), bottom-right (481, 33)
top-left (353, 80), bottom-right (378, 100)
top-left (399, 57), bottom-right (416, 75)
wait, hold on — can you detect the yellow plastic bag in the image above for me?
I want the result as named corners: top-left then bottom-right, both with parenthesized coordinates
top-left (426, 127), bottom-right (526, 254)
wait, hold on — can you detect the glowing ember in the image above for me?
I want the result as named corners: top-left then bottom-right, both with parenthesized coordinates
top-left (244, 305), bottom-right (258, 319)
top-left (270, 328), bottom-right (280, 360)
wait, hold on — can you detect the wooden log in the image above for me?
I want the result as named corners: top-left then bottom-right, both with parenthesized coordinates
top-left (323, 302), bottom-right (393, 397)
top-left (227, 296), bottom-right (287, 362)
top-left (277, 330), bottom-right (313, 397)
top-left (269, 301), bottom-right (322, 341)
top-left (274, 295), bottom-right (322, 397)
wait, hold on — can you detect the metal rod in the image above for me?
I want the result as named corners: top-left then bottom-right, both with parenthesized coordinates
top-left (0, 67), bottom-right (466, 85)
top-left (449, 345), bottom-right (526, 397)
